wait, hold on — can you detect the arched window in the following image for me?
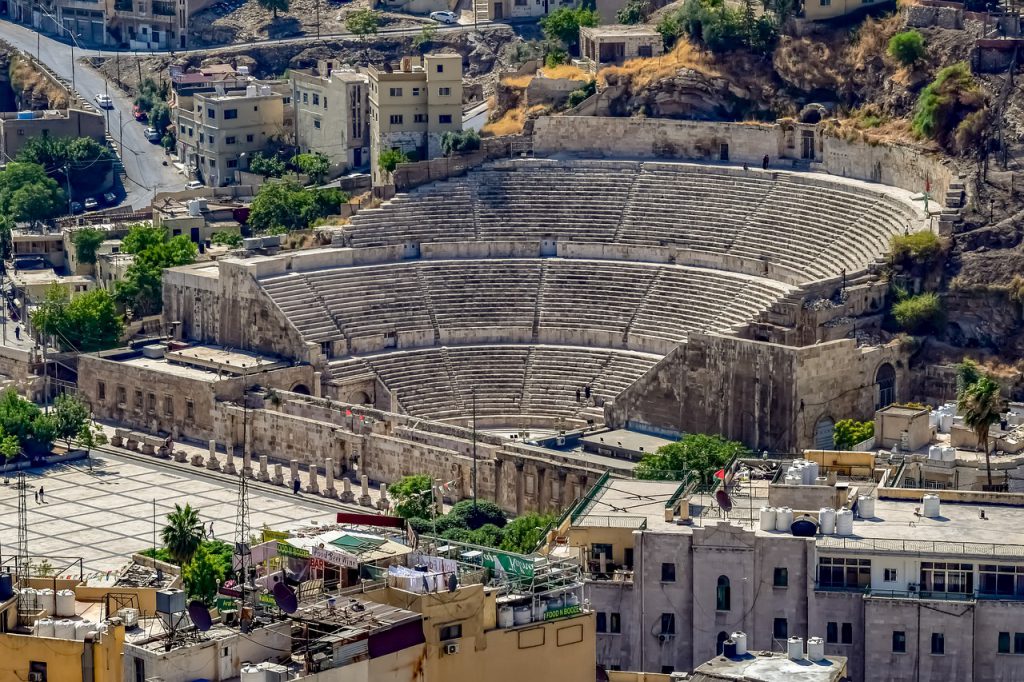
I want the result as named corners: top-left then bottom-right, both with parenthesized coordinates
top-left (814, 416), bottom-right (835, 450)
top-left (717, 631), bottom-right (729, 655)
top-left (716, 575), bottom-right (731, 611)
top-left (876, 363), bottom-right (896, 409)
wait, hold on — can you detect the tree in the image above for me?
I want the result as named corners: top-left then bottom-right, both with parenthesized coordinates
top-left (0, 428), bottom-right (19, 460)
top-left (617, 0), bottom-right (650, 23)
top-left (541, 7), bottom-right (599, 53)
top-left (292, 152), bottom-right (330, 184)
top-left (499, 513), bottom-right (555, 554)
top-left (31, 286), bottom-right (124, 352)
top-left (72, 228), bottom-right (107, 265)
top-left (958, 376), bottom-right (1003, 488)
top-left (210, 231), bottom-right (243, 247)
top-left (378, 149), bottom-right (409, 174)
top-left (121, 224), bottom-right (167, 254)
top-left (10, 183), bottom-right (64, 225)
top-left (892, 292), bottom-right (943, 334)
top-left (440, 130), bottom-right (482, 156)
top-left (17, 136), bottom-right (115, 195)
top-left (52, 394), bottom-right (92, 451)
top-left (0, 389), bottom-right (57, 455)
top-left (446, 500), bottom-right (507, 530)
top-left (149, 102), bottom-right (172, 135)
top-left (248, 152), bottom-right (286, 179)
top-left (888, 30), bottom-right (926, 67)
top-left (634, 433), bottom-right (748, 482)
top-left (116, 227), bottom-right (197, 317)
top-left (182, 544), bottom-right (225, 606)
top-left (390, 474), bottom-right (434, 519)
top-left (248, 181), bottom-right (310, 232)
top-left (257, 0), bottom-right (288, 17)
top-left (162, 503), bottom-right (205, 566)
top-left (346, 9), bottom-right (381, 35)
top-left (833, 419), bottom-right (874, 451)
top-left (955, 359), bottom-right (982, 399)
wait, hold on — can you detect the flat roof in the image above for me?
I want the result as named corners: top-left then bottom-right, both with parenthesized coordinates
top-left (580, 23), bottom-right (661, 38)
top-left (117, 354), bottom-right (222, 382)
top-left (581, 428), bottom-right (674, 455)
top-left (692, 652), bottom-right (847, 682)
top-left (573, 478), bottom-right (681, 530)
top-left (165, 345), bottom-right (289, 373)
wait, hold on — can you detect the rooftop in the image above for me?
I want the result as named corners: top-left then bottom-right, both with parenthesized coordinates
top-left (692, 652), bottom-right (848, 682)
top-left (580, 428), bottom-right (675, 458)
top-left (93, 343), bottom-right (290, 380)
top-left (580, 23), bottom-right (662, 38)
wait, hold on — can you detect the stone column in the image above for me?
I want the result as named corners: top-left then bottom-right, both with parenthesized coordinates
top-left (273, 463), bottom-right (284, 486)
top-left (206, 440), bottom-right (221, 472)
top-left (358, 474), bottom-right (372, 506)
top-left (536, 465), bottom-right (548, 513)
top-left (514, 461), bottom-right (525, 516)
top-left (339, 478), bottom-right (355, 503)
top-left (257, 455), bottom-right (270, 482)
top-left (306, 463), bottom-right (320, 494)
top-left (313, 372), bottom-right (322, 398)
top-left (324, 458), bottom-right (337, 498)
top-left (290, 459), bottom-right (300, 488)
top-left (377, 484), bottom-right (389, 511)
top-left (557, 470), bottom-right (568, 509)
top-left (242, 449), bottom-right (253, 479)
top-left (222, 444), bottom-right (237, 475)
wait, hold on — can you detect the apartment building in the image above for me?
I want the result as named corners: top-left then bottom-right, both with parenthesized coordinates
top-left (549, 454), bottom-right (1024, 681)
top-left (290, 60), bottom-right (369, 172)
top-left (174, 82), bottom-right (293, 187)
top-left (368, 53), bottom-right (463, 184)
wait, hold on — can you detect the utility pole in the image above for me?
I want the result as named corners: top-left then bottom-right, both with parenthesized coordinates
top-left (472, 387), bottom-right (477, 508)
top-left (316, 0), bottom-right (320, 40)
top-left (64, 164), bottom-right (72, 215)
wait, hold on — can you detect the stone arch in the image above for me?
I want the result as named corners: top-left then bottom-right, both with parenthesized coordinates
top-left (291, 383), bottom-right (311, 395)
top-left (814, 415), bottom-right (835, 450)
top-left (876, 362), bottom-right (896, 409)
top-left (798, 103), bottom-right (827, 124)
top-left (349, 390), bottom-right (371, 405)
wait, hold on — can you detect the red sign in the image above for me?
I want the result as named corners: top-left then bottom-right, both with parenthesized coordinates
top-left (310, 558), bottom-right (325, 570)
top-left (336, 512), bottom-right (405, 528)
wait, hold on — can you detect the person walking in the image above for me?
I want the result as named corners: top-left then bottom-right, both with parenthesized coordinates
top-left (38, 486), bottom-right (44, 503)
top-left (34, 489), bottom-right (38, 504)
top-left (762, 154), bottom-right (770, 170)
top-left (293, 478), bottom-right (301, 494)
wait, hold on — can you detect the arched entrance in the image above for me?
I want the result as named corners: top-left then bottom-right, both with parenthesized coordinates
top-left (876, 363), bottom-right (896, 409)
top-left (814, 416), bottom-right (835, 450)
top-left (290, 383), bottom-right (311, 395)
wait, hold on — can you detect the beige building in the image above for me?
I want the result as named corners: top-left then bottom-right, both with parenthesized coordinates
top-left (580, 24), bottom-right (663, 64)
top-left (368, 54), bottom-right (463, 184)
top-left (174, 82), bottom-right (293, 187)
top-left (290, 60), bottom-right (370, 172)
top-left (0, 108), bottom-right (106, 162)
top-left (802, 0), bottom-right (892, 21)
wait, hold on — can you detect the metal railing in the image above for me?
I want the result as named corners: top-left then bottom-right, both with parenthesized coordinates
top-left (817, 536), bottom-right (1024, 559)
top-left (573, 515), bottom-right (647, 529)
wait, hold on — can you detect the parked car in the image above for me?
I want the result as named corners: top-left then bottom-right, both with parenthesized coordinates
top-left (70, 201), bottom-right (83, 214)
top-left (83, 197), bottom-right (99, 211)
top-left (94, 93), bottom-right (113, 109)
top-left (144, 127), bottom-right (161, 143)
top-left (103, 191), bottom-right (117, 205)
top-left (185, 180), bottom-right (204, 190)
top-left (430, 10), bottom-right (457, 23)
top-left (132, 104), bottom-right (147, 122)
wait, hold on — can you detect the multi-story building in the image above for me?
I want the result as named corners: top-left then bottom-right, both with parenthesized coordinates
top-left (174, 82), bottom-right (293, 187)
top-left (549, 453), bottom-right (1024, 681)
top-left (290, 60), bottom-right (369, 173)
top-left (368, 53), bottom-right (463, 184)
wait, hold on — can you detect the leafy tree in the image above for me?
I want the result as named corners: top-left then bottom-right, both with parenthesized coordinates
top-left (0, 388), bottom-right (41, 451)
top-left (833, 419), bottom-right (874, 450)
top-left (566, 80), bottom-right (597, 109)
top-left (413, 23), bottom-right (437, 51)
top-left (346, 9), bottom-right (381, 35)
top-left (446, 499), bottom-right (507, 530)
top-left (116, 228), bottom-right (197, 317)
top-left (182, 544), bottom-right (225, 606)
top-left (17, 136), bottom-right (115, 194)
top-left (440, 130), bottom-right (482, 156)
top-left (541, 7), bottom-right (599, 53)
top-left (121, 224), bottom-right (167, 254)
top-left (72, 228), bottom-right (107, 266)
top-left (634, 433), bottom-right (748, 482)
top-left (0, 428), bottom-right (19, 460)
top-left (149, 102), bottom-right (172, 135)
top-left (955, 359), bottom-right (982, 399)
top-left (378, 149), bottom-right (409, 174)
top-left (912, 63), bottom-right (984, 150)
top-left (257, 0), bottom-right (288, 17)
top-left (390, 474), bottom-right (434, 519)
top-left (10, 184), bottom-right (64, 225)
top-left (545, 47), bottom-right (569, 68)
top-left (617, 0), bottom-right (650, 23)
top-left (31, 286), bottom-right (124, 352)
top-left (292, 152), bottom-right (330, 184)
top-left (499, 513), bottom-right (555, 554)
top-left (248, 182), bottom-right (349, 233)
top-left (210, 231), bottom-right (243, 247)
top-left (76, 419), bottom-right (108, 451)
top-left (52, 393), bottom-right (92, 451)
top-left (249, 152), bottom-right (286, 179)
top-left (162, 503), bottom-right (205, 566)
top-left (958, 376), bottom-right (1003, 488)
top-left (892, 292), bottom-right (943, 334)
top-left (888, 30), bottom-right (926, 67)
top-left (657, 12), bottom-right (683, 48)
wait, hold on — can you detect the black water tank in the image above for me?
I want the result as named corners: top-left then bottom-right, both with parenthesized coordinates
top-left (723, 640), bottom-right (738, 658)
top-left (0, 573), bottom-right (11, 600)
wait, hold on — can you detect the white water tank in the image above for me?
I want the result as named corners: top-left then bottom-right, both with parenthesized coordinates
top-left (53, 619), bottom-right (75, 639)
top-left (34, 618), bottom-right (54, 637)
top-left (240, 664), bottom-right (264, 682)
top-left (56, 590), bottom-right (75, 617)
top-left (923, 494), bottom-right (941, 518)
top-left (805, 461), bottom-right (819, 484)
top-left (942, 447), bottom-right (956, 462)
top-left (497, 606), bottom-right (514, 628)
top-left (787, 636), bottom-right (804, 661)
top-left (784, 474), bottom-right (802, 486)
top-left (807, 636), bottom-right (825, 661)
top-left (19, 588), bottom-right (37, 611)
top-left (836, 509), bottom-right (854, 536)
top-left (939, 413), bottom-right (953, 432)
top-left (74, 619), bottom-right (94, 640)
top-left (858, 496), bottom-right (876, 519)
top-left (819, 508), bottom-right (836, 535)
top-left (731, 631), bottom-right (747, 656)
top-left (928, 445), bottom-right (942, 460)
top-left (775, 507), bottom-right (793, 532)
top-left (532, 600), bottom-right (546, 621)
top-left (245, 84), bottom-right (258, 97)
top-left (116, 607), bottom-right (138, 627)
top-left (37, 589), bottom-right (54, 616)
top-left (513, 605), bottom-right (531, 625)
top-left (759, 507), bottom-right (777, 531)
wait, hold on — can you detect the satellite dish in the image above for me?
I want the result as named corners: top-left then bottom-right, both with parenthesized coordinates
top-left (273, 581), bottom-right (298, 614)
top-left (715, 489), bottom-right (733, 513)
top-left (187, 600), bottom-right (212, 632)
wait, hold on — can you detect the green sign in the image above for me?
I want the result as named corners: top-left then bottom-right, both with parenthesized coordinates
top-left (263, 529), bottom-right (290, 542)
top-left (259, 592), bottom-right (276, 607)
top-left (482, 551), bottom-right (536, 579)
top-left (277, 541), bottom-right (310, 559)
top-left (216, 597), bottom-right (235, 611)
top-left (544, 604), bottom-right (582, 620)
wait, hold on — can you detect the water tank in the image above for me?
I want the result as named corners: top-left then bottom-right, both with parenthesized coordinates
top-left (807, 636), bottom-right (825, 661)
top-left (19, 588), bottom-right (37, 611)
top-left (546, 596), bottom-right (563, 611)
top-left (74, 619), bottom-right (94, 640)
top-left (53, 619), bottom-right (76, 639)
top-left (0, 573), bottom-right (13, 599)
top-left (240, 664), bottom-right (265, 682)
top-left (246, 84), bottom-right (258, 97)
top-left (731, 631), bottom-right (747, 656)
top-left (858, 496), bottom-right (876, 519)
top-left (791, 515), bottom-right (818, 537)
top-left (497, 606), bottom-right (514, 628)
top-left (923, 494), bottom-right (941, 518)
top-left (759, 507), bottom-right (777, 531)
top-left (928, 445), bottom-right (942, 460)
top-left (939, 413), bottom-right (953, 432)
top-left (787, 636), bottom-right (804, 661)
top-left (259, 85), bottom-right (272, 96)
top-left (16, 111), bottom-right (34, 120)
top-left (819, 508), bottom-right (836, 535)
top-left (513, 605), bottom-right (531, 625)
top-left (34, 618), bottom-right (54, 637)
top-left (784, 474), bottom-right (801, 486)
top-left (805, 461), bottom-right (819, 485)
top-left (37, 588), bottom-right (54, 616)
top-left (723, 639), bottom-right (737, 658)
top-left (836, 509), bottom-right (854, 536)
top-left (55, 589), bottom-right (75, 617)
top-left (941, 447), bottom-right (956, 462)
top-left (532, 600), bottom-right (546, 622)
top-left (156, 588), bottom-right (186, 615)
top-left (115, 607), bottom-right (138, 627)
top-left (775, 507), bottom-right (793, 532)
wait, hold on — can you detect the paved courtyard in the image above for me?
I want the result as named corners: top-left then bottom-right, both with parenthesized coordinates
top-left (0, 452), bottom-right (339, 578)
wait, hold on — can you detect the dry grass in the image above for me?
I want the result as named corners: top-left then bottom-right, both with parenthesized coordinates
top-left (848, 14), bottom-right (902, 71)
top-left (540, 64), bottom-right (590, 81)
top-left (501, 74), bottom-right (534, 89)
top-left (482, 106), bottom-right (526, 136)
top-left (598, 40), bottom-right (718, 90)
top-left (10, 55), bottom-right (68, 109)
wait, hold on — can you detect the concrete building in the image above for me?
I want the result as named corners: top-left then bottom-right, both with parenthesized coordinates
top-left (0, 108), bottom-right (106, 161)
top-left (174, 81), bottom-right (293, 187)
top-left (290, 60), bottom-right (370, 172)
top-left (802, 0), bottom-right (893, 22)
top-left (152, 190), bottom-right (248, 244)
top-left (368, 54), bottom-right (463, 184)
top-left (580, 24), bottom-right (663, 64)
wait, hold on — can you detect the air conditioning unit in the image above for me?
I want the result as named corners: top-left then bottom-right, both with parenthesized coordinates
top-left (28, 673), bottom-right (44, 682)
top-left (658, 633), bottom-right (675, 642)
top-left (443, 642), bottom-right (459, 655)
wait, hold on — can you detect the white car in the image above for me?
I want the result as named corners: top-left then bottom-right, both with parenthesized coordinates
top-left (430, 10), bottom-right (457, 23)
top-left (94, 93), bottom-right (113, 109)
top-left (185, 180), bottom-right (204, 190)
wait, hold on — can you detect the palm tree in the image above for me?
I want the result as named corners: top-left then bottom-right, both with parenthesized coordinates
top-left (161, 503), bottom-right (205, 566)
top-left (957, 376), bottom-right (1003, 488)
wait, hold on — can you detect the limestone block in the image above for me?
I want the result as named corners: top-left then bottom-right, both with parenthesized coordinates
top-left (257, 455), bottom-right (270, 482)
top-left (110, 434), bottom-right (124, 447)
top-left (306, 464), bottom-right (319, 494)
top-left (324, 458), bottom-right (337, 498)
top-left (173, 449), bottom-right (188, 463)
top-left (290, 459), bottom-right (299, 484)
top-left (141, 443), bottom-right (154, 456)
top-left (191, 453), bottom-right (205, 467)
top-left (358, 474), bottom-right (372, 507)
top-left (273, 463), bottom-right (284, 486)
top-left (206, 455), bottom-right (221, 472)
top-left (339, 478), bottom-right (355, 503)
top-left (377, 483), bottom-right (390, 511)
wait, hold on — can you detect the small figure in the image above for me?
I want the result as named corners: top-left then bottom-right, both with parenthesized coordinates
top-left (293, 478), bottom-right (301, 494)
top-left (743, 162), bottom-right (749, 172)
top-left (34, 489), bottom-right (38, 503)
top-left (14, 326), bottom-right (20, 341)
top-left (38, 486), bottom-right (44, 503)
top-left (762, 154), bottom-right (770, 170)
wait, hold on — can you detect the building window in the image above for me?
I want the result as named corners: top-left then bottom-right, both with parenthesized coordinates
top-left (207, 108), bottom-right (215, 118)
top-left (921, 562), bottom-right (974, 594)
top-left (323, 97), bottom-right (327, 108)
top-left (312, 93), bottom-right (319, 105)
top-left (439, 114), bottom-right (453, 124)
top-left (314, 120), bottom-right (321, 129)
top-left (660, 667), bottom-right (673, 675)
top-left (931, 633), bottom-right (944, 655)
top-left (436, 63), bottom-right (444, 72)
top-left (659, 613), bottom-right (675, 636)
top-left (1015, 632), bottom-right (1024, 654)
top-left (773, 618), bottom-right (788, 640)
top-left (893, 631), bottom-right (906, 653)
top-left (591, 543), bottom-right (612, 564)
top-left (817, 557), bottom-right (871, 589)
top-left (134, 389), bottom-right (143, 411)
top-left (188, 127), bottom-right (193, 137)
top-left (226, 136), bottom-right (236, 144)
top-left (224, 108), bottom-right (237, 119)
top-left (116, 386), bottom-right (126, 405)
top-left (661, 563), bottom-right (675, 582)
top-left (979, 564), bottom-right (1024, 597)
top-left (209, 136), bottom-right (215, 144)
top-left (439, 87), bottom-right (451, 96)
top-left (227, 159), bottom-right (238, 168)
top-left (826, 622), bottom-right (838, 644)
top-left (163, 395), bottom-right (173, 416)
top-left (412, 87), bottom-right (421, 96)
top-left (716, 576), bottom-right (730, 611)
top-left (773, 567), bottom-right (788, 588)
top-left (439, 623), bottom-right (462, 640)
top-left (98, 381), bottom-right (106, 401)
top-left (29, 661), bottom-right (47, 681)
top-left (389, 114), bottom-right (404, 125)
top-left (246, 134), bottom-right (254, 142)
top-left (884, 568), bottom-right (898, 582)
top-left (414, 113), bottom-right (427, 123)
top-left (199, 132), bottom-right (205, 143)
top-left (179, 125), bottom-right (185, 134)
top-left (186, 400), bottom-right (195, 420)
top-left (841, 622), bottom-right (853, 644)
top-left (209, 158), bottom-right (216, 167)
top-left (820, 0), bottom-right (830, 5)
top-left (389, 87), bottom-right (403, 97)
top-left (596, 612), bottom-right (606, 633)
top-left (303, 92), bottom-right (308, 103)
top-left (609, 612), bottom-right (620, 633)
top-left (999, 632), bottom-right (1011, 653)
top-left (147, 393), bottom-right (156, 413)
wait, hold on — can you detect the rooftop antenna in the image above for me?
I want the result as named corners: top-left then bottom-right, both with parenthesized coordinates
top-left (16, 472), bottom-right (27, 579)
top-left (234, 366), bottom-right (253, 611)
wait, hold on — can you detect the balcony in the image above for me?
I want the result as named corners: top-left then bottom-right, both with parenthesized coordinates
top-left (815, 583), bottom-right (1024, 603)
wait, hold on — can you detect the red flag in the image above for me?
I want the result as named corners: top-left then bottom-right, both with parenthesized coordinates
top-left (714, 469), bottom-right (726, 480)
top-left (345, 409), bottom-right (352, 416)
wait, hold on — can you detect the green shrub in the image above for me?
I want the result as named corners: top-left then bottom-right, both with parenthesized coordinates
top-left (912, 63), bottom-right (984, 149)
top-left (890, 231), bottom-right (943, 268)
top-left (617, 0), bottom-right (650, 24)
top-left (545, 48), bottom-right (569, 68)
top-left (892, 292), bottom-right (944, 334)
top-left (210, 231), bottom-right (243, 248)
top-left (440, 130), bottom-right (482, 156)
top-left (378, 149), bottom-right (409, 173)
top-left (833, 419), bottom-right (874, 450)
top-left (566, 80), bottom-right (596, 109)
top-left (345, 8), bottom-right (381, 34)
top-left (888, 30), bottom-right (925, 66)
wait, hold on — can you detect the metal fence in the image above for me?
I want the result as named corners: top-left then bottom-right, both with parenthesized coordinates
top-left (818, 536), bottom-right (1024, 559)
